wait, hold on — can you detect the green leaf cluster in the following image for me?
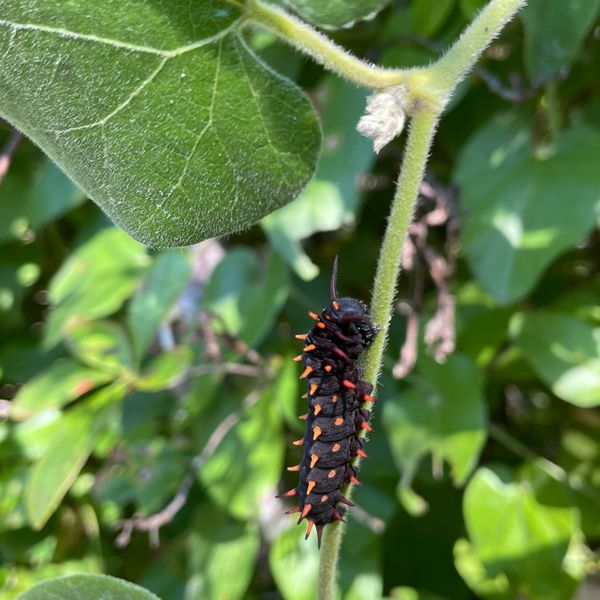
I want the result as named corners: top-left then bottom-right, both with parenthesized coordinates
top-left (1, 1), bottom-right (600, 599)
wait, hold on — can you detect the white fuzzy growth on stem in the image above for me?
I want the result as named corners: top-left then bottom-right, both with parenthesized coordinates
top-left (356, 86), bottom-right (408, 153)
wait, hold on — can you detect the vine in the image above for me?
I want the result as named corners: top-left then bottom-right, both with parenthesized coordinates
top-left (246, 1), bottom-right (527, 598)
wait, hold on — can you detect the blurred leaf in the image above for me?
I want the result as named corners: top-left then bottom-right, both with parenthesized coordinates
top-left (0, 243), bottom-right (42, 330)
top-left (457, 306), bottom-right (512, 367)
top-left (522, 0), bottom-right (600, 81)
top-left (384, 353), bottom-right (486, 514)
top-left (0, 466), bottom-right (28, 532)
top-left (512, 311), bottom-right (600, 407)
top-left (270, 525), bottom-right (319, 600)
top-left (263, 77), bottom-right (374, 279)
top-left (273, 355), bottom-right (302, 431)
top-left (46, 227), bottom-right (149, 346)
top-left (340, 518), bottom-right (383, 600)
top-left (459, 0), bottom-right (487, 19)
top-left (552, 278), bottom-right (600, 324)
top-left (0, 160), bottom-right (85, 243)
top-left (284, 0), bottom-right (389, 29)
top-left (185, 503), bottom-right (259, 600)
top-left (455, 117), bottom-right (600, 304)
top-left (457, 466), bottom-right (582, 599)
top-left (135, 346), bottom-right (193, 392)
top-left (203, 248), bottom-right (288, 346)
top-left (65, 320), bottom-right (134, 375)
top-left (198, 382), bottom-right (284, 520)
top-left (11, 358), bottom-right (112, 416)
top-left (18, 574), bottom-right (159, 600)
top-left (0, 2), bottom-right (320, 247)
top-left (24, 384), bottom-right (125, 529)
top-left (128, 250), bottom-right (191, 361)
top-left (411, 0), bottom-right (456, 36)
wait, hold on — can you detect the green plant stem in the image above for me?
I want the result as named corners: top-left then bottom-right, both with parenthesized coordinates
top-left (247, 0), bottom-right (526, 598)
top-left (317, 107), bottom-right (438, 600)
top-left (245, 0), bottom-right (418, 90)
top-left (429, 0), bottom-right (526, 101)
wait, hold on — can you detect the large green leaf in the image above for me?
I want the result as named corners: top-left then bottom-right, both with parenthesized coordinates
top-left (456, 465), bottom-right (582, 600)
top-left (18, 574), bottom-right (159, 600)
top-left (512, 311), bottom-right (600, 407)
top-left (0, 1), bottom-right (320, 247)
top-left (24, 384), bottom-right (124, 529)
top-left (270, 525), bottom-right (319, 600)
top-left (185, 504), bottom-right (260, 600)
top-left (384, 353), bottom-right (486, 515)
top-left (262, 77), bottom-right (374, 280)
top-left (455, 117), bottom-right (600, 305)
top-left (285, 0), bottom-right (389, 29)
top-left (45, 227), bottom-right (149, 346)
top-left (11, 358), bottom-right (112, 416)
top-left (198, 382), bottom-right (284, 520)
top-left (522, 0), bottom-right (600, 81)
top-left (203, 247), bottom-right (288, 347)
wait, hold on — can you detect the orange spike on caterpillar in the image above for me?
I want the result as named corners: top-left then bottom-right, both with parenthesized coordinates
top-left (300, 366), bottom-right (313, 379)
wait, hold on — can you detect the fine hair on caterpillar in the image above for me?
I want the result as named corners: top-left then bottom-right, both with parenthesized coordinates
top-left (278, 257), bottom-right (378, 547)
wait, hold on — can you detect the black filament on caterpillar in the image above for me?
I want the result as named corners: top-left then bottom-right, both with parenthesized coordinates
top-left (278, 257), bottom-right (378, 547)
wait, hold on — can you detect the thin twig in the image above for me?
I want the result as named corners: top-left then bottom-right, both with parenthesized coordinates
top-left (114, 387), bottom-right (264, 548)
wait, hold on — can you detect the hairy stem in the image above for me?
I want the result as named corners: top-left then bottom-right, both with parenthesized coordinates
top-left (317, 108), bottom-right (438, 600)
top-left (312, 1), bottom-right (526, 598)
top-left (245, 0), bottom-right (418, 90)
top-left (246, 0), bottom-right (526, 598)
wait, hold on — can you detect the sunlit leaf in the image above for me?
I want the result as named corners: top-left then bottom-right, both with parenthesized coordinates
top-left (457, 465), bottom-right (582, 599)
top-left (11, 358), bottom-right (112, 416)
top-left (198, 381), bottom-right (284, 520)
top-left (512, 311), bottom-right (600, 407)
top-left (455, 117), bottom-right (600, 304)
top-left (65, 320), bottom-right (134, 375)
top-left (285, 0), bottom-right (389, 29)
top-left (0, 1), bottom-right (320, 247)
top-left (185, 503), bottom-right (260, 600)
top-left (45, 227), bottom-right (149, 346)
top-left (24, 384), bottom-right (125, 529)
top-left (263, 77), bottom-right (374, 280)
top-left (135, 346), bottom-right (193, 392)
top-left (203, 248), bottom-right (288, 347)
top-left (384, 353), bottom-right (486, 514)
top-left (270, 525), bottom-right (319, 600)
top-left (18, 574), bottom-right (159, 600)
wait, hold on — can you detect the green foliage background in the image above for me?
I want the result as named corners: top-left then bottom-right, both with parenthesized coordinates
top-left (1, 0), bottom-right (600, 598)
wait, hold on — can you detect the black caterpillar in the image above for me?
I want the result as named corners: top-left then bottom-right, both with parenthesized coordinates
top-left (280, 258), bottom-right (378, 547)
